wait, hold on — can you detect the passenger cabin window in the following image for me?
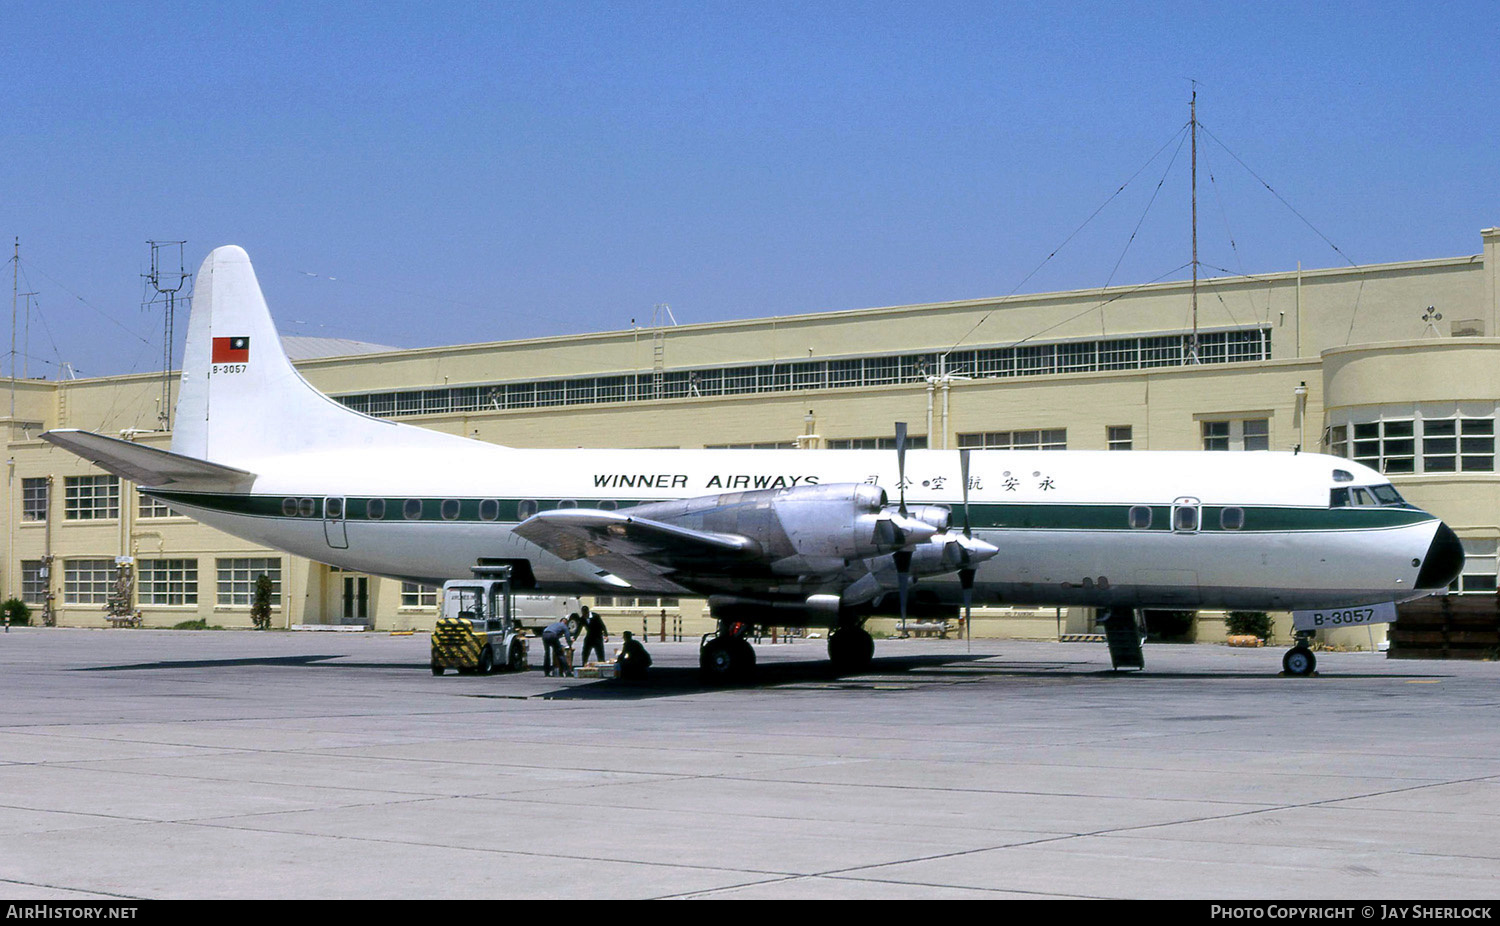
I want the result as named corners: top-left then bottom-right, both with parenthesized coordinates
top-left (403, 499), bottom-right (423, 520)
top-left (1128, 506), bottom-right (1153, 529)
top-left (478, 499), bottom-right (500, 522)
top-left (440, 499), bottom-right (460, 521)
top-left (325, 497), bottom-right (344, 519)
top-left (367, 498), bottom-right (386, 520)
top-left (517, 500), bottom-right (538, 519)
top-left (1220, 506), bottom-right (1245, 530)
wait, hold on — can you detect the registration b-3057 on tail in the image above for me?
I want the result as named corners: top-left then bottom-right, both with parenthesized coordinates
top-left (42, 247), bottom-right (1464, 680)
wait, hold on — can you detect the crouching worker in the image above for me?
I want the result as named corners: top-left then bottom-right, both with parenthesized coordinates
top-left (616, 630), bottom-right (652, 680)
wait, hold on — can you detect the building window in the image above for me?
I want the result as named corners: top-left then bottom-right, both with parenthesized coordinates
top-left (64, 559), bottom-right (117, 605)
top-left (401, 582), bottom-right (438, 609)
top-left (21, 478), bottom-right (48, 521)
top-left (138, 559), bottom-right (198, 606)
top-left (703, 441), bottom-right (798, 449)
top-left (1335, 412), bottom-right (1494, 475)
top-left (216, 557), bottom-right (282, 607)
top-left (1452, 539), bottom-right (1498, 594)
top-left (826, 435), bottom-right (929, 450)
top-left (64, 476), bottom-right (120, 520)
top-left (138, 495), bottom-right (180, 519)
top-left (1420, 418), bottom-right (1494, 473)
top-left (957, 429), bottom-right (1067, 451)
top-left (1202, 418), bottom-right (1270, 452)
top-left (333, 327), bottom-right (1271, 418)
top-left (1107, 426), bottom-right (1133, 451)
top-left (21, 560), bottom-right (49, 605)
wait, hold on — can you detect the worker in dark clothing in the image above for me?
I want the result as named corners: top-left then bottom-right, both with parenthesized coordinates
top-left (578, 605), bottom-right (609, 666)
top-left (616, 630), bottom-right (652, 680)
top-left (541, 617), bottom-right (574, 677)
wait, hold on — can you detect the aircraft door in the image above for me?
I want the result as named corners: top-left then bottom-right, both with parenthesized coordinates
top-left (1171, 496), bottom-right (1201, 533)
top-left (324, 496), bottom-right (349, 549)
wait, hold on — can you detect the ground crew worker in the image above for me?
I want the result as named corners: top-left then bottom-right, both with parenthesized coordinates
top-left (616, 630), bottom-right (652, 681)
top-left (578, 605), bottom-right (608, 665)
top-left (542, 617), bottom-right (574, 677)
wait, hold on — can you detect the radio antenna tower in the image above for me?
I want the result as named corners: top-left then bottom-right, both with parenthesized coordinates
top-left (144, 241), bottom-right (189, 430)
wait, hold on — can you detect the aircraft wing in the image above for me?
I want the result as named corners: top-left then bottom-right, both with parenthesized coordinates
top-left (41, 429), bottom-right (256, 489)
top-left (513, 509), bottom-right (762, 593)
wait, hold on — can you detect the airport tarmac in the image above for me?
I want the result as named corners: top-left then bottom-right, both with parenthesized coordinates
top-left (0, 628), bottom-right (1496, 900)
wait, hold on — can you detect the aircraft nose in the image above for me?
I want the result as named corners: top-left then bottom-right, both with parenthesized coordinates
top-left (1415, 522), bottom-right (1465, 590)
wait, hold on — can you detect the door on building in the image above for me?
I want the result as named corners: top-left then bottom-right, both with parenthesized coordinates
top-left (342, 575), bottom-right (369, 624)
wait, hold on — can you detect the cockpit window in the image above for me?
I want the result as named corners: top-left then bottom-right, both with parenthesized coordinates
top-left (1332, 469), bottom-right (1354, 483)
top-left (1331, 483), bottom-right (1412, 508)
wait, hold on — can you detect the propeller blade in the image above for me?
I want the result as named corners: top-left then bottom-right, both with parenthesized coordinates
top-left (959, 448), bottom-right (972, 540)
top-left (894, 548), bottom-right (912, 628)
top-left (895, 421), bottom-right (909, 517)
top-left (960, 567), bottom-right (975, 652)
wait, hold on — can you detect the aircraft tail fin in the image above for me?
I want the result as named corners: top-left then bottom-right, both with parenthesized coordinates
top-left (172, 246), bottom-right (470, 466)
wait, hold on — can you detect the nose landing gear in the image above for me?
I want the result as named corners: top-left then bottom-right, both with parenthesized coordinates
top-left (1282, 631), bottom-right (1317, 677)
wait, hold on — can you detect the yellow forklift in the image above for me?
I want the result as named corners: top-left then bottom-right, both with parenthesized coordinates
top-left (430, 566), bottom-right (530, 676)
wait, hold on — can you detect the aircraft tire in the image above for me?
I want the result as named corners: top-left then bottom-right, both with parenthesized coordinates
top-left (828, 628), bottom-right (874, 674)
top-left (1282, 646), bottom-right (1316, 677)
top-left (700, 636), bottom-right (754, 684)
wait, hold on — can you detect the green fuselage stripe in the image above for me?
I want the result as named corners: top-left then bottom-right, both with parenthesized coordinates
top-left (144, 490), bottom-right (1435, 533)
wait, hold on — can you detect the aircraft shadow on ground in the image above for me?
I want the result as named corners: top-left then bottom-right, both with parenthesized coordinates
top-left (74, 652), bottom-right (1447, 692)
top-left (76, 654), bottom-right (350, 671)
top-left (528, 653), bottom-right (1036, 701)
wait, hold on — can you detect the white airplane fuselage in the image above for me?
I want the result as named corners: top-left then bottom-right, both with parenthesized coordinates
top-left (45, 246), bottom-right (1464, 630)
top-left (141, 444), bottom-right (1455, 621)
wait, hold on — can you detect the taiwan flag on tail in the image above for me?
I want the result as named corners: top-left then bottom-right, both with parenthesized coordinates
top-left (212, 336), bottom-right (250, 363)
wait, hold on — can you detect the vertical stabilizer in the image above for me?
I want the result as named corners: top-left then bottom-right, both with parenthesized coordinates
top-left (172, 246), bottom-right (468, 465)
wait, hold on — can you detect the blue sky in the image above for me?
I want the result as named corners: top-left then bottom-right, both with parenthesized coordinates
top-left (3, 2), bottom-right (1495, 379)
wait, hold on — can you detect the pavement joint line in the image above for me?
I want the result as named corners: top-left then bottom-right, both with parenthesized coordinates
top-left (0, 877), bottom-right (142, 901)
top-left (797, 770), bottom-right (1500, 883)
top-left (174, 816), bottom-right (806, 880)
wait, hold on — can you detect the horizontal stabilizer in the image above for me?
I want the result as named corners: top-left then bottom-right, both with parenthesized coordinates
top-left (41, 429), bottom-right (256, 489)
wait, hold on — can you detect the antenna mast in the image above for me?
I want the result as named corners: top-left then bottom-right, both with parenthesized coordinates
top-left (9, 237), bottom-right (16, 417)
top-left (1189, 86), bottom-right (1200, 363)
top-left (144, 241), bottom-right (189, 430)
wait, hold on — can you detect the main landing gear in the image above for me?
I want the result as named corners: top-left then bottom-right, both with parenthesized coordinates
top-left (700, 622), bottom-right (757, 684)
top-left (827, 624), bottom-right (874, 675)
top-left (698, 618), bottom-right (877, 683)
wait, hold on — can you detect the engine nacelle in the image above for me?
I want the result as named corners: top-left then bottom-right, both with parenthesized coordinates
top-left (776, 484), bottom-right (939, 559)
top-left (888, 504), bottom-right (951, 533)
top-left (628, 483), bottom-right (938, 564)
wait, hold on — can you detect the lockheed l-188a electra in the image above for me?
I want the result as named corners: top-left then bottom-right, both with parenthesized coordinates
top-left (43, 247), bottom-right (1464, 680)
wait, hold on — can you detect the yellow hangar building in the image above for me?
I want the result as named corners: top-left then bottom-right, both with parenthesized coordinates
top-left (4, 226), bottom-right (1498, 646)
